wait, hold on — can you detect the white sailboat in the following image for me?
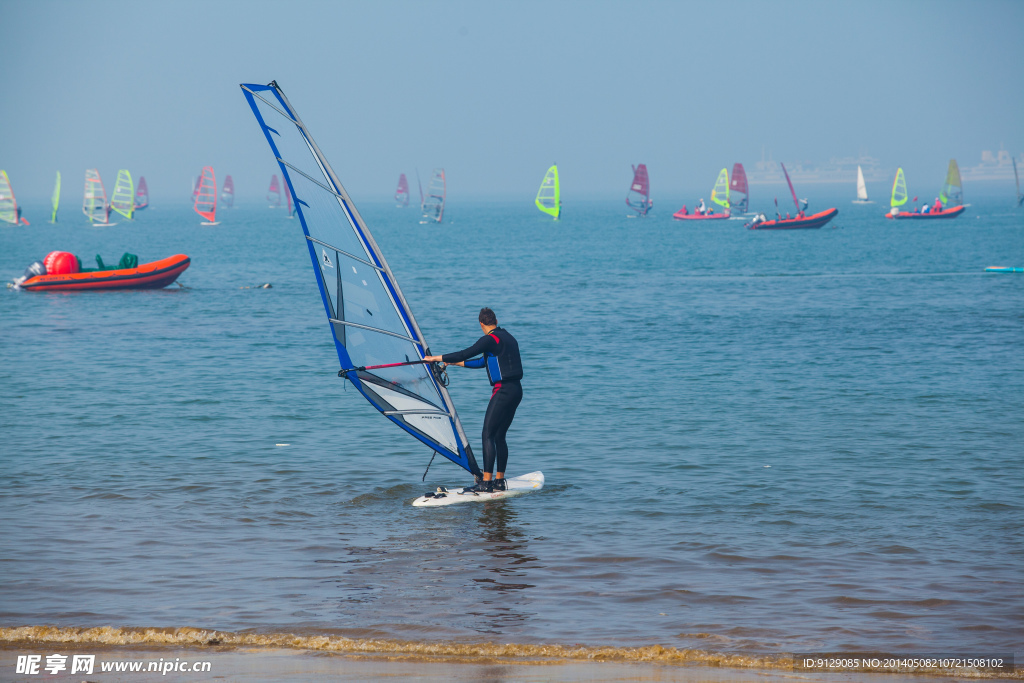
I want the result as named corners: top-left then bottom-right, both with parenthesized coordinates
top-left (852, 165), bottom-right (873, 204)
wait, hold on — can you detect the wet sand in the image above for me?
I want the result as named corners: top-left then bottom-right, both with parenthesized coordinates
top-left (2, 631), bottom-right (1018, 682)
top-left (1, 647), bottom-right (1007, 682)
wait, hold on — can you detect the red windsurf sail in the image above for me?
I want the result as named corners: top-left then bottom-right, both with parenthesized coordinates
top-left (626, 164), bottom-right (653, 216)
top-left (134, 176), bottom-right (149, 210)
top-left (395, 173), bottom-right (410, 206)
top-left (267, 174), bottom-right (281, 207)
top-left (730, 163), bottom-right (748, 213)
top-left (194, 166), bottom-right (217, 223)
top-left (221, 175), bottom-right (235, 208)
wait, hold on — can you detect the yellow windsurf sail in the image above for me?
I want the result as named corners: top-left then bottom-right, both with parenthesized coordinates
top-left (939, 159), bottom-right (962, 206)
top-left (536, 164), bottom-right (560, 219)
top-left (710, 168), bottom-right (729, 208)
top-left (891, 168), bottom-right (908, 208)
top-left (51, 172), bottom-right (61, 223)
top-left (110, 169), bottom-right (135, 220)
top-left (0, 170), bottom-right (18, 225)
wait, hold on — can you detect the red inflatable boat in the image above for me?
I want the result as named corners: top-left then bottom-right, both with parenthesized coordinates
top-left (748, 208), bottom-right (838, 230)
top-left (886, 205), bottom-right (965, 220)
top-left (673, 208), bottom-right (730, 221)
top-left (15, 252), bottom-right (190, 291)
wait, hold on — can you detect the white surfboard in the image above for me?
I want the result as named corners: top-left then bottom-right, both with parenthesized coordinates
top-left (412, 471), bottom-right (544, 507)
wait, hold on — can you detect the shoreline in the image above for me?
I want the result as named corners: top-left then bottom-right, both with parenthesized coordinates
top-left (2, 626), bottom-right (1019, 681)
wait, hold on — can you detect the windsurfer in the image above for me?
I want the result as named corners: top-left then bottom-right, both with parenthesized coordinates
top-left (425, 307), bottom-right (523, 493)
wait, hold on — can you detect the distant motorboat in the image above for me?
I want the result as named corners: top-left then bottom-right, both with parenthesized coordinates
top-left (675, 167), bottom-right (730, 220)
top-left (886, 163), bottom-right (963, 220)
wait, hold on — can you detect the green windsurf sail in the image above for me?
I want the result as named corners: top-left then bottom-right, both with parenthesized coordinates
top-left (50, 172), bottom-right (61, 223)
top-left (939, 159), bottom-right (962, 206)
top-left (891, 168), bottom-right (908, 208)
top-left (110, 169), bottom-right (135, 220)
top-left (535, 165), bottom-right (560, 219)
top-left (710, 168), bottom-right (729, 209)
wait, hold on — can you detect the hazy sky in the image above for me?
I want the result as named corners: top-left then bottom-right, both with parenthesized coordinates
top-left (2, 0), bottom-right (1022, 201)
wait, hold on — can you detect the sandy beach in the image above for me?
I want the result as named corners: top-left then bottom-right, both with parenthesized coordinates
top-left (2, 628), bottom-right (1018, 682)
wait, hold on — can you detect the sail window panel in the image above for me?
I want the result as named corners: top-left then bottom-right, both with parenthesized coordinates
top-left (344, 330), bottom-right (444, 412)
top-left (282, 166), bottom-right (376, 265)
top-left (359, 381), bottom-right (458, 455)
top-left (249, 94), bottom-right (329, 182)
top-left (313, 244), bottom-right (415, 350)
top-left (344, 325), bottom-right (420, 378)
top-left (338, 265), bottom-right (408, 339)
top-left (315, 249), bottom-right (338, 319)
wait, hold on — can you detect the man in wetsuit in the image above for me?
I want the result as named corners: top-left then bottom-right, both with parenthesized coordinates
top-left (424, 307), bottom-right (523, 493)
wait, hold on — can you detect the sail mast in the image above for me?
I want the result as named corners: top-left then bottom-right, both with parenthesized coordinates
top-left (1014, 158), bottom-right (1023, 206)
top-left (780, 163), bottom-right (799, 211)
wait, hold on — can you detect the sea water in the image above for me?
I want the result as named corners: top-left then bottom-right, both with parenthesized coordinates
top-left (1, 195), bottom-right (1021, 658)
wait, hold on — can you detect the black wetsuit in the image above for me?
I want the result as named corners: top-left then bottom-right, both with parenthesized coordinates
top-left (442, 327), bottom-right (523, 476)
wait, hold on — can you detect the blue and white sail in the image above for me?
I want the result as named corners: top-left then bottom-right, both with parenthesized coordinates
top-left (240, 81), bottom-right (479, 475)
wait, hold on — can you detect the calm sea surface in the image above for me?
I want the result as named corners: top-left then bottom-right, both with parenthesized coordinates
top-left (1, 194), bottom-right (1022, 656)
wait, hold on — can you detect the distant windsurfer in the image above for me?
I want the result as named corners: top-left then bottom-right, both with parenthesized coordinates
top-left (424, 307), bottom-right (523, 493)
